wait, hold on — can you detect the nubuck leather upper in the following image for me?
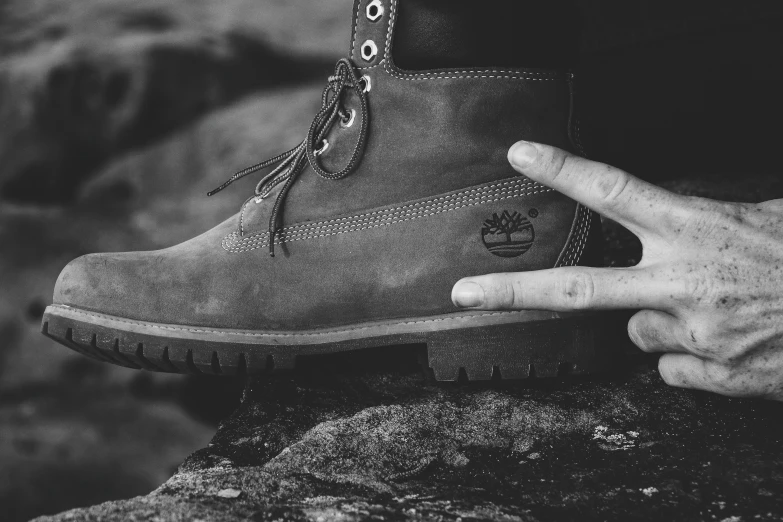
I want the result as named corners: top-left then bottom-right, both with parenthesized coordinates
top-left (43, 0), bottom-right (607, 380)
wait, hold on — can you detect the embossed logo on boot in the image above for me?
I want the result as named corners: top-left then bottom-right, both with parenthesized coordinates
top-left (481, 210), bottom-right (535, 258)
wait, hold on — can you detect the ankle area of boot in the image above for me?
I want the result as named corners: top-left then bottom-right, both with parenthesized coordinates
top-left (262, 0), bottom-right (581, 227)
top-left (391, 0), bottom-right (582, 70)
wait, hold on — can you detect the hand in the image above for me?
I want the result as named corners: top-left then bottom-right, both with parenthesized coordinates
top-left (452, 141), bottom-right (783, 400)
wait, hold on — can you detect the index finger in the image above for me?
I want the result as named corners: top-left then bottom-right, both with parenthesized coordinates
top-left (452, 266), bottom-right (678, 313)
top-left (508, 141), bottom-right (691, 236)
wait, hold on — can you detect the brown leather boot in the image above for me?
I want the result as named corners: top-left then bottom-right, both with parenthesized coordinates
top-left (42, 0), bottom-right (607, 381)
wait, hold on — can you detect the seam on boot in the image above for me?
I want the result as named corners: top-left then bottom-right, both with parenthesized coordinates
top-left (50, 305), bottom-right (537, 337)
top-left (350, 0), bottom-right (362, 57)
top-left (574, 118), bottom-right (587, 157)
top-left (555, 204), bottom-right (592, 267)
top-left (555, 72), bottom-right (592, 268)
top-left (223, 178), bottom-right (552, 253)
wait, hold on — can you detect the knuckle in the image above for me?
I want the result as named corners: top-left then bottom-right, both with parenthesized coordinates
top-left (589, 167), bottom-right (631, 209)
top-left (681, 200), bottom-right (744, 240)
top-left (545, 150), bottom-right (571, 183)
top-left (680, 269), bottom-right (720, 305)
top-left (506, 277), bottom-right (526, 308)
top-left (706, 364), bottom-right (740, 392)
top-left (654, 194), bottom-right (694, 235)
top-left (492, 277), bottom-right (518, 309)
top-left (681, 320), bottom-right (714, 354)
top-left (557, 272), bottom-right (596, 309)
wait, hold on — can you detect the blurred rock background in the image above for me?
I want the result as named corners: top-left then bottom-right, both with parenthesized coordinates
top-left (0, 1), bottom-right (351, 520)
top-left (0, 0), bottom-right (781, 521)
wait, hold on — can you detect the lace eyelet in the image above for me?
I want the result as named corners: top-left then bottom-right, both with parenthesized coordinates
top-left (360, 40), bottom-right (378, 62)
top-left (366, 0), bottom-right (384, 22)
top-left (359, 75), bottom-right (372, 93)
top-left (340, 109), bottom-right (356, 129)
top-left (315, 139), bottom-right (329, 156)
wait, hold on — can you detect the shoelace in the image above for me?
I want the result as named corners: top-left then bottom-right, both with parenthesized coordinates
top-left (208, 58), bottom-right (369, 256)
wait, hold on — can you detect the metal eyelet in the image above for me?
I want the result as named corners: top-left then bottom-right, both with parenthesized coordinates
top-left (366, 0), bottom-right (384, 22)
top-left (340, 109), bottom-right (356, 129)
top-left (360, 40), bottom-right (378, 62)
top-left (360, 75), bottom-right (372, 93)
top-left (315, 139), bottom-right (329, 156)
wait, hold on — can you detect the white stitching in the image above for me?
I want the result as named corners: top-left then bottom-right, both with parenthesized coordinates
top-left (556, 204), bottom-right (591, 267)
top-left (574, 118), bottom-right (587, 157)
top-left (383, 0), bottom-right (394, 61)
top-left (350, 0), bottom-right (362, 57)
top-left (358, 59), bottom-right (386, 71)
top-left (557, 207), bottom-right (579, 266)
top-left (55, 306), bottom-right (529, 338)
top-left (561, 206), bottom-right (588, 266)
top-left (238, 194), bottom-right (258, 237)
top-left (385, 72), bottom-right (560, 81)
top-left (239, 183), bottom-right (543, 239)
top-left (224, 179), bottom-right (552, 252)
top-left (572, 208), bottom-right (592, 265)
top-left (224, 189), bottom-right (551, 253)
top-left (281, 188), bottom-right (540, 237)
top-left (391, 69), bottom-right (559, 77)
top-left (225, 187), bottom-right (553, 252)
top-left (249, 178), bottom-right (539, 235)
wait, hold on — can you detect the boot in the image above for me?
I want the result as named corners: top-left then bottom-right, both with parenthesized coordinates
top-left (42, 0), bottom-right (606, 381)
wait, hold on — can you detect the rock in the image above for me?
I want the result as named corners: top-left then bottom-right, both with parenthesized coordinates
top-left (32, 360), bottom-right (783, 521)
top-left (216, 489), bottom-right (242, 499)
top-left (0, 386), bottom-right (215, 522)
top-left (0, 0), bottom-right (349, 204)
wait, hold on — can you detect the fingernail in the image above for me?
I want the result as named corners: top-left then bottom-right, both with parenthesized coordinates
top-left (452, 281), bottom-right (485, 308)
top-left (508, 141), bottom-right (539, 168)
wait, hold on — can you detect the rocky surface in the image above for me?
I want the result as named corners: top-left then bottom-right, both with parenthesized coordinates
top-left (34, 358), bottom-right (783, 522)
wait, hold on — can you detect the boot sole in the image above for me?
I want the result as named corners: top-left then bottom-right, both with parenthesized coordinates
top-left (42, 304), bottom-right (615, 381)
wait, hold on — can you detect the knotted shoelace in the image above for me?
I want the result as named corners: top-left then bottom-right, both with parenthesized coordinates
top-left (208, 58), bottom-right (369, 256)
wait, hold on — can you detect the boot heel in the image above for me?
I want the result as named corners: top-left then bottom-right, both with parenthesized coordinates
top-left (425, 316), bottom-right (609, 382)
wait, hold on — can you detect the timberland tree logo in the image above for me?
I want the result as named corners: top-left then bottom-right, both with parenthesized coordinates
top-left (481, 210), bottom-right (535, 258)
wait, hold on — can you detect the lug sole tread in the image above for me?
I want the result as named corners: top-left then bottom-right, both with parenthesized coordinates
top-left (41, 309), bottom-right (615, 381)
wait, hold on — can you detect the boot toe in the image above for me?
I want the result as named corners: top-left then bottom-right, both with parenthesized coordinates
top-left (53, 252), bottom-right (157, 321)
top-left (54, 253), bottom-right (102, 307)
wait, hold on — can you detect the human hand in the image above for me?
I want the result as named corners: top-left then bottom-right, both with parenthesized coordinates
top-left (452, 141), bottom-right (783, 400)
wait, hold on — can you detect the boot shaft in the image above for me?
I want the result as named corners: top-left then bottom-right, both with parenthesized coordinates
top-left (253, 0), bottom-right (582, 227)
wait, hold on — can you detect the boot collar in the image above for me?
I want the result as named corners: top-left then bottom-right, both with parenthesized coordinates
top-left (350, 0), bottom-right (564, 81)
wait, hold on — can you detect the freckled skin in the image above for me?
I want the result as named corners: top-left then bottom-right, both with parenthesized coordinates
top-left (455, 142), bottom-right (783, 401)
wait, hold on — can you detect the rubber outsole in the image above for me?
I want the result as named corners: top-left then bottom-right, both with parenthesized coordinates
top-left (41, 305), bottom-right (615, 381)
